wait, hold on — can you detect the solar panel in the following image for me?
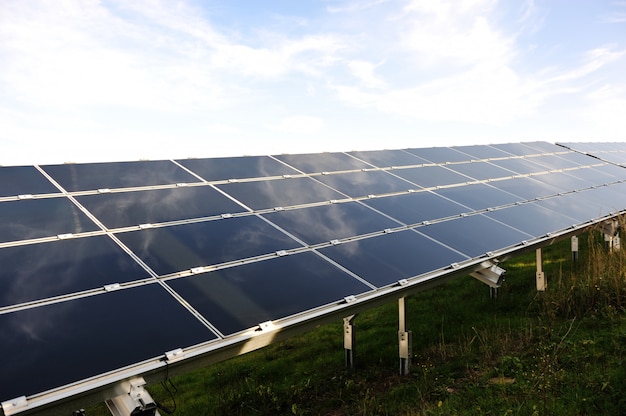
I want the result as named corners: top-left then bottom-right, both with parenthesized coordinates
top-left (3, 141), bottom-right (626, 415)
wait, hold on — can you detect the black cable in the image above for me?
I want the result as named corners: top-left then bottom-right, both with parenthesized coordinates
top-left (154, 360), bottom-right (177, 414)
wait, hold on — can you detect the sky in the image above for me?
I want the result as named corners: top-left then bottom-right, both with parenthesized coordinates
top-left (1, 0), bottom-right (625, 165)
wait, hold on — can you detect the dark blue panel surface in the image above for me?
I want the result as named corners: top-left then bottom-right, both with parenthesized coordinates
top-left (216, 177), bottom-right (345, 210)
top-left (417, 215), bottom-right (531, 258)
top-left (0, 198), bottom-right (99, 243)
top-left (446, 161), bottom-right (515, 181)
top-left (392, 165), bottom-right (471, 188)
top-left (318, 230), bottom-right (467, 287)
top-left (531, 171), bottom-right (595, 192)
top-left (42, 160), bottom-right (199, 192)
top-left (451, 145), bottom-right (512, 160)
top-left (362, 191), bottom-right (468, 225)
top-left (530, 154), bottom-right (591, 169)
top-left (273, 152), bottom-right (370, 173)
top-left (488, 157), bottom-right (550, 175)
top-left (0, 236), bottom-right (149, 307)
top-left (484, 203), bottom-right (578, 238)
top-left (404, 147), bottom-right (472, 163)
top-left (176, 156), bottom-right (298, 181)
top-left (433, 183), bottom-right (522, 211)
top-left (262, 202), bottom-right (399, 245)
top-left (76, 186), bottom-right (246, 229)
top-left (0, 166), bottom-right (58, 197)
top-left (167, 252), bottom-right (372, 335)
top-left (117, 216), bottom-right (302, 275)
top-left (535, 192), bottom-right (612, 222)
top-left (490, 142), bottom-right (544, 155)
top-left (0, 284), bottom-right (217, 402)
top-left (348, 149), bottom-right (428, 168)
top-left (488, 177), bottom-right (561, 200)
top-left (314, 171), bottom-right (415, 198)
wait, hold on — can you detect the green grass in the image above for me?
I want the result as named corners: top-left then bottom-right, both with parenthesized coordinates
top-left (87, 228), bottom-right (626, 415)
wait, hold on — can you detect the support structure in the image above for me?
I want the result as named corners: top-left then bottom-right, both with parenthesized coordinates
top-left (470, 261), bottom-right (506, 299)
top-left (571, 235), bottom-right (579, 262)
top-left (343, 315), bottom-right (357, 369)
top-left (536, 248), bottom-right (546, 291)
top-left (601, 219), bottom-right (620, 252)
top-left (398, 297), bottom-right (412, 375)
top-left (105, 377), bottom-right (160, 416)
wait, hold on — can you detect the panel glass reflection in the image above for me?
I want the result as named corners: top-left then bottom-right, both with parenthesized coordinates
top-left (404, 147), bottom-right (472, 163)
top-left (535, 192), bottom-right (611, 222)
top-left (318, 230), bottom-right (468, 287)
top-left (0, 284), bottom-right (217, 402)
top-left (490, 143), bottom-right (543, 156)
top-left (392, 165), bottom-right (471, 188)
top-left (177, 156), bottom-right (298, 181)
top-left (488, 157), bottom-right (550, 175)
top-left (216, 177), bottom-right (345, 210)
top-left (348, 150), bottom-right (428, 168)
top-left (273, 152), bottom-right (370, 173)
top-left (362, 191), bottom-right (469, 225)
top-left (451, 145), bottom-right (512, 160)
top-left (433, 183), bottom-right (522, 211)
top-left (262, 202), bottom-right (400, 245)
top-left (314, 171), bottom-right (415, 198)
top-left (0, 166), bottom-right (59, 197)
top-left (0, 197), bottom-right (99, 243)
top-left (166, 252), bottom-right (372, 335)
top-left (42, 160), bottom-right (199, 192)
top-left (417, 214), bottom-right (531, 258)
top-left (484, 203), bottom-right (579, 238)
top-left (531, 171), bottom-right (595, 192)
top-left (446, 161), bottom-right (515, 181)
top-left (0, 236), bottom-right (149, 307)
top-left (76, 186), bottom-right (247, 229)
top-left (488, 177), bottom-right (561, 200)
top-left (117, 216), bottom-right (303, 275)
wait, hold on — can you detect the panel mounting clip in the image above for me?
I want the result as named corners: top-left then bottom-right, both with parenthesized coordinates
top-left (470, 261), bottom-right (506, 288)
top-left (1, 396), bottom-right (28, 416)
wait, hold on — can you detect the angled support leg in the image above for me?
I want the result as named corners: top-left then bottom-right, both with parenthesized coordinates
top-left (536, 248), bottom-right (546, 292)
top-left (344, 315), bottom-right (357, 369)
top-left (398, 297), bottom-right (412, 375)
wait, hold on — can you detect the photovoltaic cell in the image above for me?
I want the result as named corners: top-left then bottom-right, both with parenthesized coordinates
top-left (404, 147), bottom-right (472, 163)
top-left (313, 170), bottom-right (416, 198)
top-left (484, 203), bottom-right (579, 238)
top-left (216, 177), bottom-right (345, 210)
top-left (0, 197), bottom-right (99, 243)
top-left (116, 216), bottom-right (303, 276)
top-left (391, 165), bottom-right (471, 188)
top-left (487, 177), bottom-right (561, 200)
top-left (535, 192), bottom-right (614, 223)
top-left (273, 152), bottom-right (370, 174)
top-left (487, 157), bottom-right (549, 175)
top-left (490, 142), bottom-right (544, 155)
top-left (0, 284), bottom-right (217, 401)
top-left (416, 214), bottom-right (531, 258)
top-left (176, 156), bottom-right (299, 182)
top-left (262, 202), bottom-right (400, 245)
top-left (347, 149), bottom-right (428, 168)
top-left (317, 230), bottom-right (468, 288)
top-left (42, 160), bottom-right (199, 192)
top-left (166, 252), bottom-right (373, 335)
top-left (531, 171), bottom-right (596, 192)
top-left (433, 183), bottom-right (522, 211)
top-left (450, 145), bottom-right (512, 160)
top-left (362, 191), bottom-right (469, 225)
top-left (0, 236), bottom-right (149, 307)
top-left (75, 186), bottom-right (246, 229)
top-left (0, 166), bottom-right (59, 197)
top-left (446, 161), bottom-right (515, 181)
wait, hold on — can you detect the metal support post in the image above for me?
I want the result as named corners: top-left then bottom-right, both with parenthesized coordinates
top-left (105, 377), bottom-right (161, 416)
top-left (536, 248), bottom-right (546, 291)
top-left (571, 235), bottom-right (579, 262)
top-left (398, 297), bottom-right (412, 375)
top-left (344, 315), bottom-right (357, 369)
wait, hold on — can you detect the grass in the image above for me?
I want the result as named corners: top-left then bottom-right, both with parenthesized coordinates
top-left (86, 225), bottom-right (626, 415)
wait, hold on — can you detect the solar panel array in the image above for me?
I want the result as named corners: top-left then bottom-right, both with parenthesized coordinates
top-left (2, 141), bottom-right (626, 414)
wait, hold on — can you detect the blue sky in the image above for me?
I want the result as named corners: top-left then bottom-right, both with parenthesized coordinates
top-left (1, 0), bottom-right (625, 165)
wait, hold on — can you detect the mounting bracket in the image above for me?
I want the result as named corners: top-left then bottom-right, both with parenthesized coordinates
top-left (105, 377), bottom-right (160, 416)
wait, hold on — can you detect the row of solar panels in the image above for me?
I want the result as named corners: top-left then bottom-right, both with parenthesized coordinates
top-left (2, 141), bottom-right (626, 415)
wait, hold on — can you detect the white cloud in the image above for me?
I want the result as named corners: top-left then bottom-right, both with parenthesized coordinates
top-left (268, 115), bottom-right (325, 134)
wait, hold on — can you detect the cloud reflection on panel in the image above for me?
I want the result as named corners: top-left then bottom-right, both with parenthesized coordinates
top-left (0, 235), bottom-right (150, 307)
top-left (0, 198), bottom-right (99, 243)
top-left (117, 216), bottom-right (304, 276)
top-left (76, 186), bottom-right (247, 229)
